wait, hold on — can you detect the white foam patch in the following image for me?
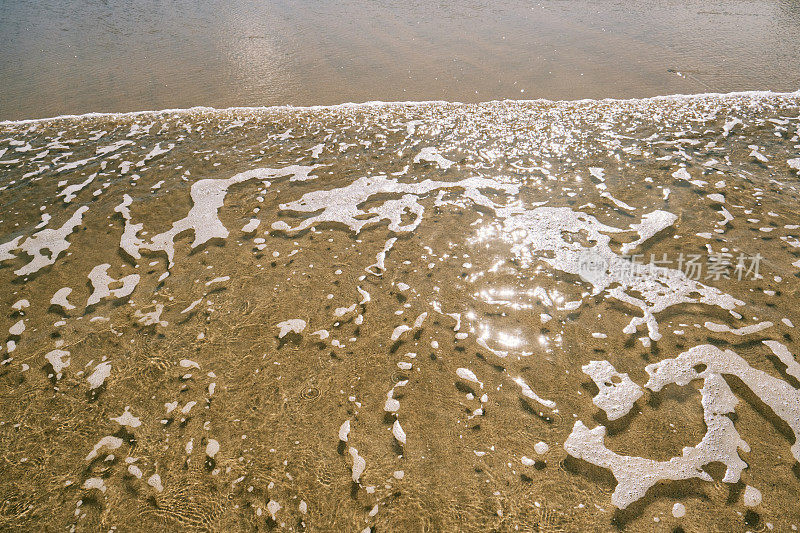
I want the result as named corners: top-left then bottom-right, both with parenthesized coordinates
top-left (206, 439), bottom-right (220, 458)
top-left (137, 142), bottom-right (174, 166)
top-left (0, 236), bottom-right (22, 262)
top-left (50, 287), bottom-right (76, 310)
top-left (704, 321), bottom-right (773, 335)
top-left (392, 420), bottom-right (407, 445)
top-left (334, 303), bottom-right (357, 318)
top-left (366, 238), bottom-right (397, 276)
top-left (87, 361), bottom-right (111, 390)
top-left (181, 298), bottom-right (202, 314)
top-left (9, 320), bottom-right (25, 336)
top-left (55, 156), bottom-right (94, 174)
top-left (621, 210), bottom-right (677, 255)
top-left (671, 167), bottom-right (707, 187)
top-left (749, 145), bottom-right (768, 163)
top-left (743, 485), bottom-right (762, 507)
top-left (601, 191), bottom-right (635, 211)
top-left (205, 276), bottom-right (229, 287)
top-left (134, 304), bottom-right (167, 327)
top-left (147, 474), bottom-right (164, 492)
top-left (111, 409), bottom-right (141, 428)
top-left (276, 319), bottom-right (306, 338)
top-left (114, 194), bottom-right (145, 261)
top-left (357, 286), bottom-right (371, 304)
top-left (723, 117), bottom-right (742, 137)
top-left (391, 325), bottom-right (411, 341)
top-left (11, 299), bottom-right (28, 310)
top-left (582, 360), bottom-right (643, 421)
top-left (96, 139), bottom-right (133, 156)
top-left (566, 368), bottom-right (748, 509)
top-left (498, 206), bottom-right (743, 340)
top-left (116, 166), bottom-right (318, 266)
top-left (763, 340), bottom-right (800, 381)
top-left (273, 175), bottom-right (517, 235)
top-left (45, 349), bottom-right (70, 377)
top-left (339, 420), bottom-right (351, 442)
top-left (589, 167), bottom-right (605, 181)
top-left (717, 206), bottom-right (734, 226)
top-left (267, 499), bottom-right (281, 520)
top-left (82, 478), bottom-right (107, 492)
top-left (85, 435), bottom-right (123, 461)
top-left (1, 206), bottom-right (89, 276)
top-left (384, 389), bottom-right (400, 413)
top-left (512, 376), bottom-right (556, 409)
top-left (349, 447), bottom-right (366, 483)
top-left (309, 143), bottom-right (324, 158)
top-left (58, 172), bottom-right (97, 203)
top-left (568, 343), bottom-right (800, 508)
top-left (241, 218), bottom-right (261, 233)
top-left (86, 264), bottom-right (140, 306)
top-left (456, 367), bottom-right (482, 388)
top-left (477, 337), bottom-right (508, 358)
top-left (414, 147), bottom-right (454, 169)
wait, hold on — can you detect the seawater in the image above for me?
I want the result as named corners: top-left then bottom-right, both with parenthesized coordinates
top-left (1, 92), bottom-right (800, 531)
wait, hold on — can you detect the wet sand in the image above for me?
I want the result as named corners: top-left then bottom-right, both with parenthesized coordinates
top-left (1, 91), bottom-right (800, 530)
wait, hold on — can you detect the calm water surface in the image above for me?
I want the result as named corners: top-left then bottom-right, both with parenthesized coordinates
top-left (1, 0), bottom-right (800, 119)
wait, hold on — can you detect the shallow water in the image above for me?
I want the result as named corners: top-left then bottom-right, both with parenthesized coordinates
top-left (2, 0), bottom-right (800, 120)
top-left (1, 92), bottom-right (800, 531)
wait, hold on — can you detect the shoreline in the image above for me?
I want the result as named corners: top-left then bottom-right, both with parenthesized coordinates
top-left (3, 88), bottom-right (799, 126)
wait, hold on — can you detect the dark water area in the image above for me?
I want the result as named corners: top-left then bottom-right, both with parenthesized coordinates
top-left (1, 0), bottom-right (800, 120)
